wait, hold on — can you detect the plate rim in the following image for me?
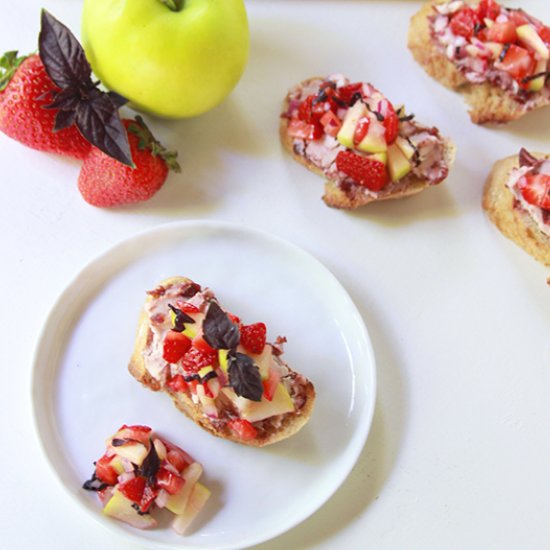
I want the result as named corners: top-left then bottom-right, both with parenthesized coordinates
top-left (30, 219), bottom-right (377, 549)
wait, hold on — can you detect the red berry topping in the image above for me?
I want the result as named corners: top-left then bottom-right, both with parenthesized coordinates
top-left (139, 484), bottom-right (159, 513)
top-left (477, 0), bottom-right (501, 21)
top-left (353, 117), bottom-right (370, 146)
top-left (181, 347), bottom-right (217, 373)
top-left (450, 8), bottom-right (479, 39)
top-left (94, 454), bottom-right (119, 486)
top-left (240, 322), bottom-right (267, 355)
top-left (118, 476), bottom-right (146, 504)
top-left (337, 82), bottom-right (363, 105)
top-left (156, 468), bottom-right (185, 495)
top-left (498, 45), bottom-right (535, 83)
top-left (519, 174), bottom-right (550, 210)
top-left (335, 150), bottom-right (389, 192)
top-left (486, 21), bottom-right (517, 44)
top-left (162, 331), bottom-right (192, 364)
top-left (193, 335), bottom-right (216, 355)
top-left (166, 374), bottom-right (187, 393)
top-left (228, 419), bottom-right (257, 441)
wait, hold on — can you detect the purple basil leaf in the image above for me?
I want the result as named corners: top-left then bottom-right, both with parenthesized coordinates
top-left (203, 301), bottom-right (240, 350)
top-left (168, 304), bottom-right (195, 332)
top-left (107, 91), bottom-right (129, 109)
top-left (43, 87), bottom-right (80, 111)
top-left (39, 10), bottom-right (92, 90)
top-left (227, 352), bottom-right (263, 402)
top-left (519, 148), bottom-right (539, 168)
top-left (54, 109), bottom-right (76, 131)
top-left (139, 439), bottom-right (160, 484)
top-left (75, 94), bottom-right (134, 167)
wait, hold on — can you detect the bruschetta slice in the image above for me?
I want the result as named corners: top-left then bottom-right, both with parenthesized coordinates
top-left (483, 148), bottom-right (550, 266)
top-left (280, 75), bottom-right (455, 209)
top-left (409, 0), bottom-right (550, 124)
top-left (83, 424), bottom-right (210, 535)
top-left (128, 278), bottom-right (315, 447)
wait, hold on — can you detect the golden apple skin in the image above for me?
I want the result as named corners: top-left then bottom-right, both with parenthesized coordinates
top-left (81, 0), bottom-right (250, 118)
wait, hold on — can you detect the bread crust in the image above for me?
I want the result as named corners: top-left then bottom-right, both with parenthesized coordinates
top-left (408, 1), bottom-right (550, 124)
top-left (482, 154), bottom-right (550, 266)
top-left (280, 77), bottom-right (455, 209)
top-left (128, 277), bottom-right (316, 447)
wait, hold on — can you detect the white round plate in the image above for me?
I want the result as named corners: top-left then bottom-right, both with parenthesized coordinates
top-left (32, 220), bottom-right (376, 549)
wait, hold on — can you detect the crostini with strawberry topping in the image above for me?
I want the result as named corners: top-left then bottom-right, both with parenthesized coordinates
top-left (83, 425), bottom-right (210, 535)
top-left (128, 277), bottom-right (315, 447)
top-left (280, 74), bottom-right (455, 209)
top-left (483, 148), bottom-right (550, 267)
top-left (409, 0), bottom-right (550, 124)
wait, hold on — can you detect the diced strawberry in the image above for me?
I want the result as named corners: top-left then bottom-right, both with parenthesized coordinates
top-left (519, 174), bottom-right (550, 209)
top-left (508, 10), bottom-right (530, 29)
top-left (227, 312), bottom-right (241, 324)
top-left (193, 335), bottom-right (216, 355)
top-left (337, 82), bottom-right (363, 105)
top-left (477, 0), bottom-right (501, 21)
top-left (95, 454), bottom-right (119, 486)
top-left (116, 425), bottom-right (152, 445)
top-left (353, 117), bottom-right (370, 146)
top-left (181, 347), bottom-right (217, 373)
top-left (262, 368), bottom-right (281, 402)
top-left (161, 438), bottom-right (193, 472)
top-left (162, 331), bottom-right (192, 363)
top-left (487, 21), bottom-right (517, 44)
top-left (498, 44), bottom-right (535, 82)
top-left (335, 150), bottom-right (389, 192)
top-left (320, 110), bottom-right (342, 138)
top-left (228, 419), bottom-right (257, 441)
top-left (298, 95), bottom-right (315, 123)
top-left (175, 300), bottom-right (200, 314)
top-left (450, 8), bottom-right (479, 39)
top-left (539, 26), bottom-right (550, 45)
top-left (139, 484), bottom-right (159, 513)
top-left (240, 322), bottom-right (267, 354)
top-left (156, 468), bottom-right (185, 495)
top-left (118, 476), bottom-right (146, 504)
top-left (287, 119), bottom-right (323, 140)
top-left (382, 102), bottom-right (399, 145)
top-left (166, 374), bottom-right (187, 393)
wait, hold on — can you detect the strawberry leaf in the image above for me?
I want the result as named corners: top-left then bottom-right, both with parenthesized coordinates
top-left (0, 50), bottom-right (28, 92)
top-left (38, 10), bottom-right (133, 167)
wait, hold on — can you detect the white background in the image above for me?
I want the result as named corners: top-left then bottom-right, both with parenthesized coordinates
top-left (1, 1), bottom-right (549, 549)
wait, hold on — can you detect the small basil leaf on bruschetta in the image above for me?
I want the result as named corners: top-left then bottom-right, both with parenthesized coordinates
top-left (202, 301), bottom-right (240, 350)
top-left (227, 351), bottom-right (263, 402)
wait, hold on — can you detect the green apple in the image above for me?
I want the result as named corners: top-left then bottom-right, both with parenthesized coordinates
top-left (221, 383), bottom-right (294, 422)
top-left (103, 490), bottom-right (157, 529)
top-left (516, 25), bottom-right (549, 60)
top-left (387, 143), bottom-right (412, 182)
top-left (356, 117), bottom-right (387, 154)
top-left (172, 482), bottom-right (211, 535)
top-left (337, 101), bottom-right (367, 148)
top-left (81, 0), bottom-right (250, 118)
top-left (165, 462), bottom-right (203, 515)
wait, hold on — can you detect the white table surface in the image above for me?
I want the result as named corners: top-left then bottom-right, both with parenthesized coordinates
top-left (2, 1), bottom-right (549, 549)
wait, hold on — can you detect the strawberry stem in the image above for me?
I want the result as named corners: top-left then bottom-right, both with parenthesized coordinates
top-left (128, 116), bottom-right (181, 173)
top-left (159, 0), bottom-right (184, 11)
top-left (0, 50), bottom-right (29, 92)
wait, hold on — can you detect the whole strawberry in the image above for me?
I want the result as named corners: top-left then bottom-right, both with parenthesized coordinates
top-left (78, 116), bottom-right (180, 207)
top-left (0, 52), bottom-right (90, 159)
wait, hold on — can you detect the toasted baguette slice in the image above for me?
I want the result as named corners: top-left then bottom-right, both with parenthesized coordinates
top-left (129, 277), bottom-right (315, 447)
top-left (482, 153), bottom-right (550, 266)
top-left (408, 1), bottom-right (550, 125)
top-left (281, 75), bottom-right (455, 209)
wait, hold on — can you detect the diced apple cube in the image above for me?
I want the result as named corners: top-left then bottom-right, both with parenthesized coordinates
top-left (103, 490), bottom-right (157, 529)
top-left (165, 462), bottom-right (203, 515)
top-left (172, 483), bottom-right (211, 535)
top-left (337, 101), bottom-right (367, 149)
top-left (112, 441), bottom-right (149, 466)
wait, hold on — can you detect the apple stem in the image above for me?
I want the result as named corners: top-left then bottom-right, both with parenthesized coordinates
top-left (159, 0), bottom-right (184, 11)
